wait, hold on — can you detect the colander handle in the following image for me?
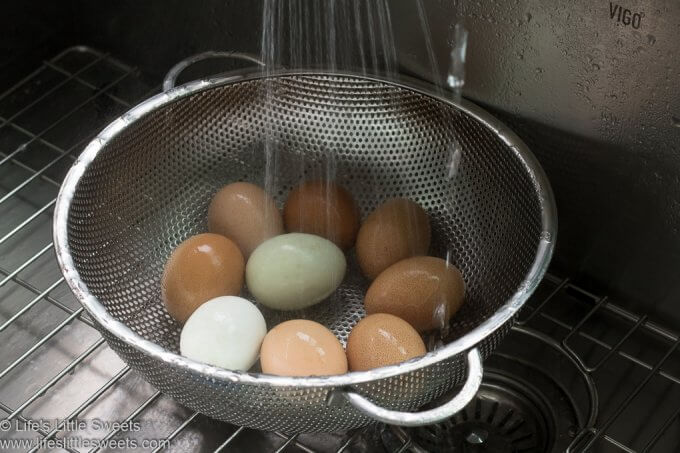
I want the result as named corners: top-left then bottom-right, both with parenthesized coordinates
top-left (337, 348), bottom-right (483, 427)
top-left (163, 51), bottom-right (265, 91)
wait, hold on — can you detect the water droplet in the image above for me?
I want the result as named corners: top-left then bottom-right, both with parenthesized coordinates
top-left (591, 63), bottom-right (601, 70)
top-left (535, 67), bottom-right (544, 74)
top-left (122, 113), bottom-right (136, 124)
top-left (647, 34), bottom-right (656, 45)
top-left (525, 12), bottom-right (532, 22)
top-left (466, 429), bottom-right (489, 445)
top-left (14, 143), bottom-right (28, 154)
top-left (446, 23), bottom-right (468, 94)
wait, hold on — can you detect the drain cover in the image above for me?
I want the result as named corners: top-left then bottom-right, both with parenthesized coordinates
top-left (386, 327), bottom-right (594, 453)
top-left (410, 373), bottom-right (554, 452)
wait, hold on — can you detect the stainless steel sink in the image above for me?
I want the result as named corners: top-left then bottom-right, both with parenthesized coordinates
top-left (1, 1), bottom-right (680, 451)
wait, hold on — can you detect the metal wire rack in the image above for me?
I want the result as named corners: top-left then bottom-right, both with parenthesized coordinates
top-left (519, 274), bottom-right (680, 452)
top-left (0, 47), bottom-right (678, 452)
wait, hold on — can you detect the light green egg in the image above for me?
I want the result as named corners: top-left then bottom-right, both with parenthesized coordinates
top-left (246, 233), bottom-right (347, 310)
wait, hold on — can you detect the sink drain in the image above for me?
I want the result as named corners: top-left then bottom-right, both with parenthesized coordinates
top-left (387, 326), bottom-right (595, 452)
top-left (407, 373), bottom-right (555, 452)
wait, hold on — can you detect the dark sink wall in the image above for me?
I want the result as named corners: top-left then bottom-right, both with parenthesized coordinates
top-left (389, 0), bottom-right (680, 328)
top-left (69, 0), bottom-right (263, 80)
top-left (1, 1), bottom-right (263, 88)
top-left (1, 1), bottom-right (75, 88)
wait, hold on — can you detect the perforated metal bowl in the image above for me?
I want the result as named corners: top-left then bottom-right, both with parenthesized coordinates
top-left (53, 69), bottom-right (556, 432)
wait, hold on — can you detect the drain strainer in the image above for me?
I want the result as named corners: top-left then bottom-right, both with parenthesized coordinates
top-left (387, 325), bottom-right (595, 452)
top-left (409, 373), bottom-right (554, 452)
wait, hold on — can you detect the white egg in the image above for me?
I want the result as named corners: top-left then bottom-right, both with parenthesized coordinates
top-left (246, 233), bottom-right (347, 310)
top-left (180, 296), bottom-right (266, 371)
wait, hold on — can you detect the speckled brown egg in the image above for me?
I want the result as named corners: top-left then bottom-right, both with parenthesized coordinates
top-left (260, 320), bottom-right (348, 376)
top-left (346, 313), bottom-right (426, 371)
top-left (364, 256), bottom-right (465, 332)
top-left (161, 233), bottom-right (245, 323)
top-left (356, 198), bottom-right (430, 279)
top-left (283, 180), bottom-right (360, 250)
top-left (207, 182), bottom-right (284, 258)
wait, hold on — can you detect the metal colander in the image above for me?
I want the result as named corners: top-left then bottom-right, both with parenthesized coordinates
top-left (53, 70), bottom-right (556, 433)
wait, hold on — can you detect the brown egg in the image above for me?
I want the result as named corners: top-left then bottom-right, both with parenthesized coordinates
top-left (346, 313), bottom-right (426, 371)
top-left (161, 233), bottom-right (244, 323)
top-left (356, 198), bottom-right (430, 279)
top-left (207, 182), bottom-right (284, 258)
top-left (364, 256), bottom-right (465, 332)
top-left (260, 320), bottom-right (348, 376)
top-left (283, 180), bottom-right (360, 250)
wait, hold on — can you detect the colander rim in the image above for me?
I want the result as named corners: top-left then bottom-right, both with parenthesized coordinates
top-left (53, 70), bottom-right (557, 388)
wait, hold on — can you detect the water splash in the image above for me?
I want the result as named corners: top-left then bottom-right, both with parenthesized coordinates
top-left (447, 140), bottom-right (463, 179)
top-left (447, 23), bottom-right (468, 97)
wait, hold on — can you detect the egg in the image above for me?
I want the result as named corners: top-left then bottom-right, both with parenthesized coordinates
top-left (246, 233), bottom-right (346, 310)
top-left (364, 256), bottom-right (465, 332)
top-left (162, 233), bottom-right (245, 323)
top-left (356, 198), bottom-right (430, 279)
top-left (260, 319), bottom-right (347, 376)
top-left (283, 180), bottom-right (360, 250)
top-left (207, 182), bottom-right (284, 258)
top-left (346, 313), bottom-right (426, 371)
top-left (180, 296), bottom-right (266, 371)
